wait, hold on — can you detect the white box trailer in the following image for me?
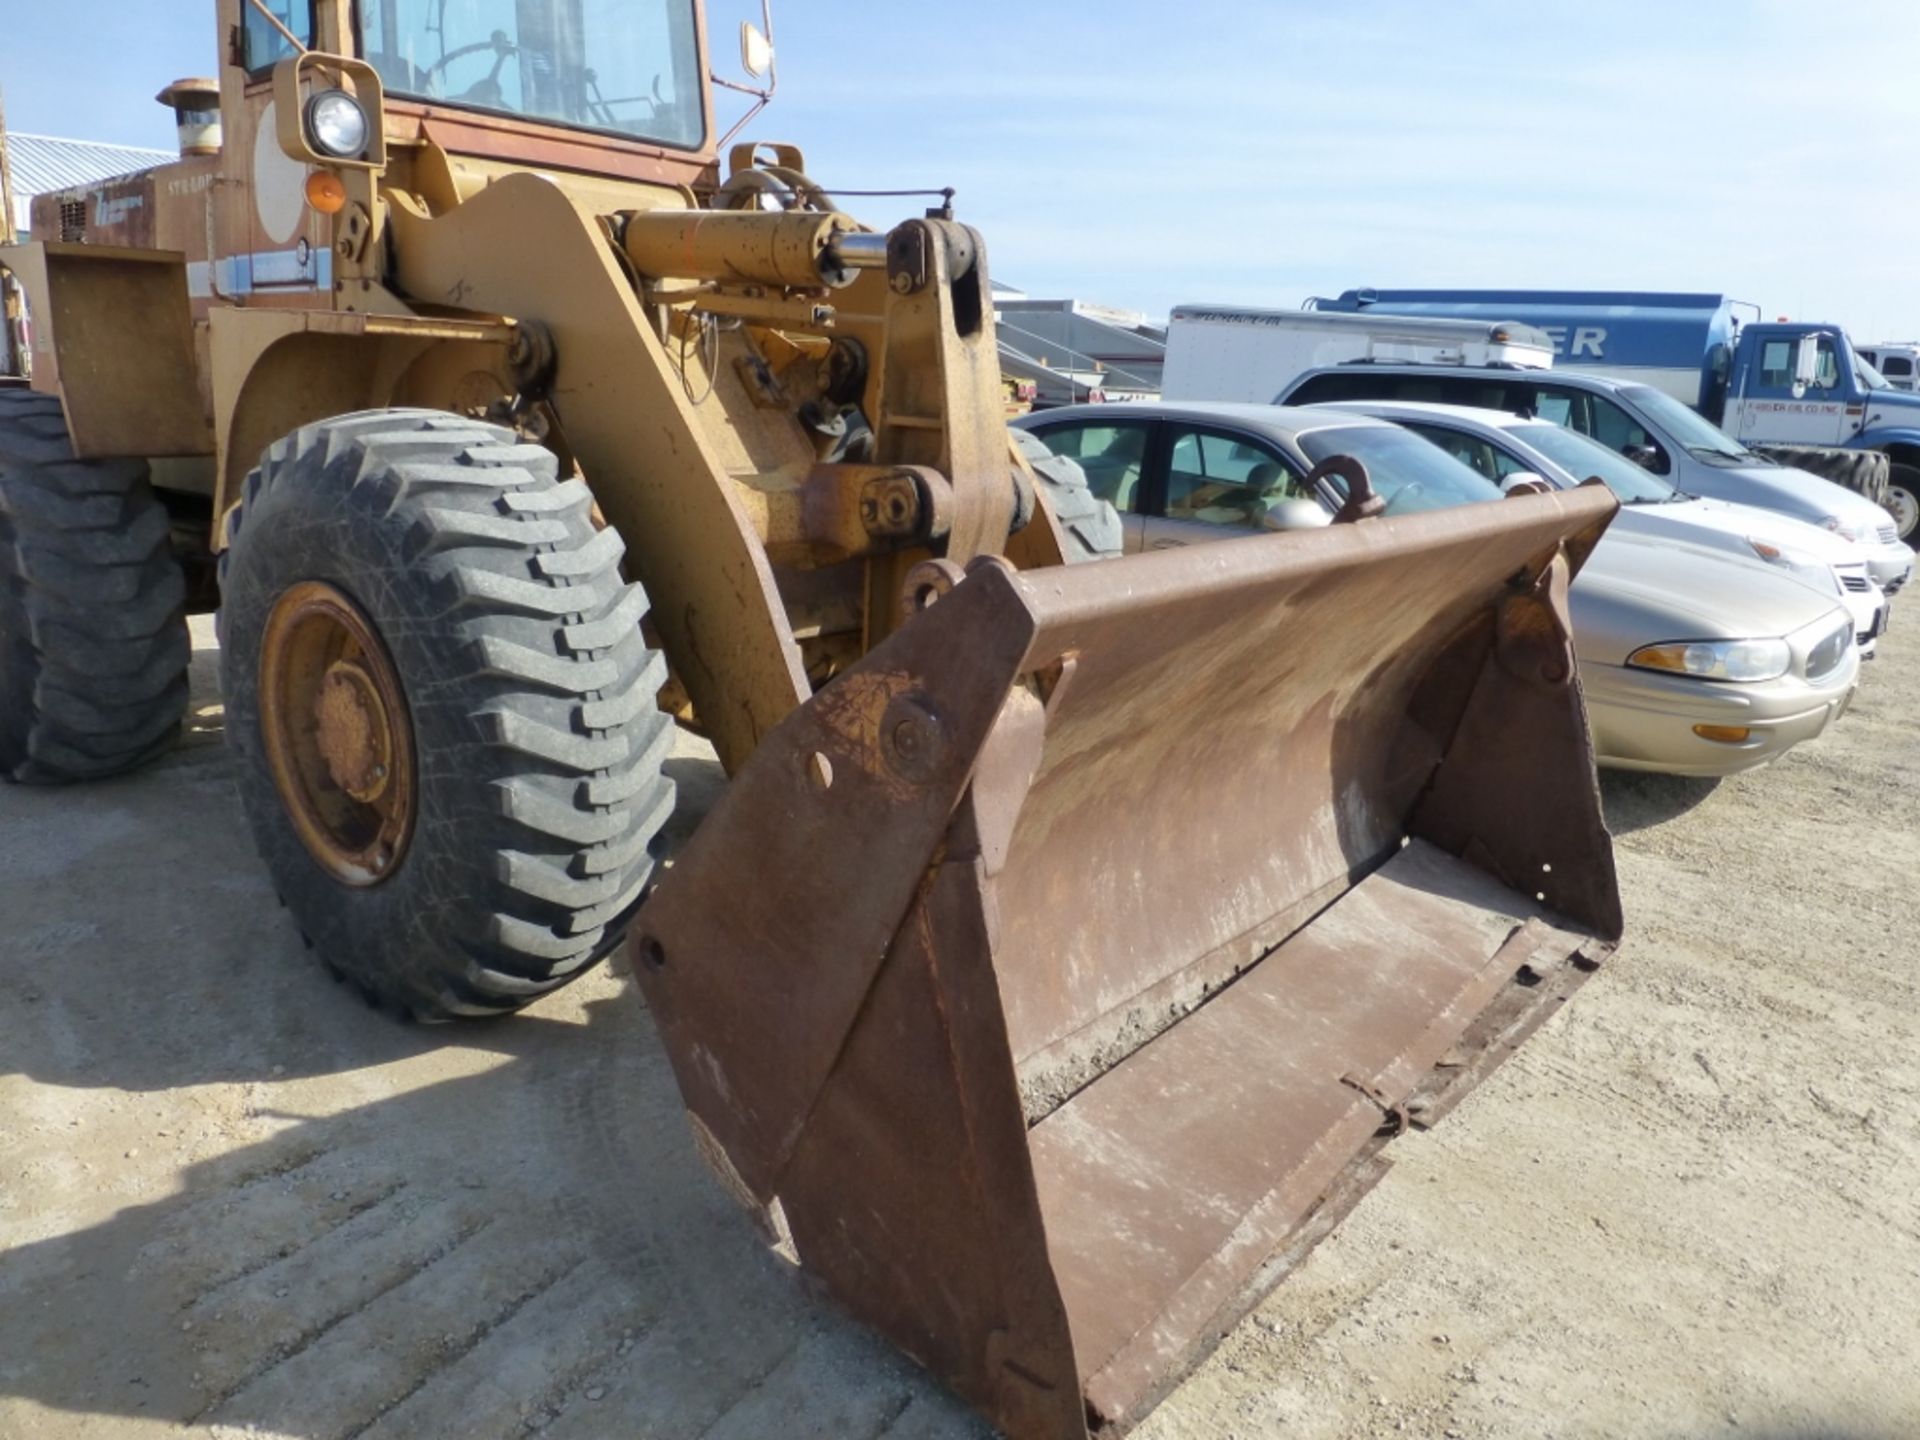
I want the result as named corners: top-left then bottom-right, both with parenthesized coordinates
top-left (1161, 304), bottom-right (1554, 403)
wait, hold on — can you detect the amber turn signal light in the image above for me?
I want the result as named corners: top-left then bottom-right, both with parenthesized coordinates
top-left (1691, 724), bottom-right (1752, 744)
top-left (305, 170), bottom-right (348, 215)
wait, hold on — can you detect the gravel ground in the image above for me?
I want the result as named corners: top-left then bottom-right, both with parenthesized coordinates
top-left (1, 614), bottom-right (1916, 1439)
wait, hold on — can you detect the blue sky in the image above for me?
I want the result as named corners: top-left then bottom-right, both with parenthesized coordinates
top-left (7, 2), bottom-right (1920, 337)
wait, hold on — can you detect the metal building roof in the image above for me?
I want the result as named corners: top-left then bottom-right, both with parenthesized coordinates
top-left (5, 132), bottom-right (174, 231)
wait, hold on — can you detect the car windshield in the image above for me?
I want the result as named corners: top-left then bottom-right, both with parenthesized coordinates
top-left (356, 0), bottom-right (704, 148)
top-left (1853, 352), bottom-right (1893, 391)
top-left (1618, 384), bottom-right (1756, 464)
top-left (1296, 425), bottom-right (1502, 514)
top-left (1512, 422), bottom-right (1682, 504)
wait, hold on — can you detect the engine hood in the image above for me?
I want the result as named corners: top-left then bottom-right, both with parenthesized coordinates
top-left (1611, 497), bottom-right (1857, 567)
top-left (1571, 531), bottom-right (1848, 666)
top-left (1697, 462), bottom-right (1891, 528)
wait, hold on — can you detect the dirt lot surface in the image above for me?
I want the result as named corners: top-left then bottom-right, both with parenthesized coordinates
top-left (3, 615), bottom-right (1917, 1440)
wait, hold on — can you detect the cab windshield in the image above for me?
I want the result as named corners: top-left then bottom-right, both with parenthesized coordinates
top-left (1853, 352), bottom-right (1893, 391)
top-left (356, 0), bottom-right (704, 149)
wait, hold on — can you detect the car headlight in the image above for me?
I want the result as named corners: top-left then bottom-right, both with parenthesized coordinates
top-left (1626, 637), bottom-right (1791, 683)
top-left (305, 90), bottom-right (370, 159)
top-left (1820, 515), bottom-right (1863, 543)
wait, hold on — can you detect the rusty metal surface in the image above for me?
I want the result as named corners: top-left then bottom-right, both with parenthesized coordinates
top-left (989, 486), bottom-right (1622, 1092)
top-left (1030, 867), bottom-right (1587, 1429)
top-left (631, 485), bottom-right (1622, 1440)
top-left (0, 241), bottom-right (213, 457)
top-left (258, 580), bottom-right (416, 887)
top-left (740, 461), bottom-right (953, 568)
top-left (634, 569), bottom-right (1043, 1194)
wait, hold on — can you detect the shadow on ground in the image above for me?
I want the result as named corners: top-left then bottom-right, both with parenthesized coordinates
top-left (0, 632), bottom-right (978, 1438)
top-left (0, 989), bottom-right (980, 1438)
top-left (1600, 768), bottom-right (1723, 836)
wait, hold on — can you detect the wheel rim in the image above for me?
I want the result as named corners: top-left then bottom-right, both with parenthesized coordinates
top-left (259, 581), bottom-right (416, 886)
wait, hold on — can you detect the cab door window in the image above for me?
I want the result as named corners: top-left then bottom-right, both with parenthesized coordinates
top-left (1757, 336), bottom-right (1841, 392)
top-left (1758, 340), bottom-right (1795, 389)
top-left (1025, 422), bottom-right (1150, 512)
top-left (1163, 426), bottom-right (1304, 530)
top-left (244, 0), bottom-right (314, 73)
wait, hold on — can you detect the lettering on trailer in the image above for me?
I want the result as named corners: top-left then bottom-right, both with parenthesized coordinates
top-left (1536, 325), bottom-right (1608, 359)
top-left (1742, 401), bottom-right (1847, 415)
top-left (1179, 311), bottom-right (1311, 326)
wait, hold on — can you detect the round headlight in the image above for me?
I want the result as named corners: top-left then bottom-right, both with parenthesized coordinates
top-left (306, 90), bottom-right (369, 159)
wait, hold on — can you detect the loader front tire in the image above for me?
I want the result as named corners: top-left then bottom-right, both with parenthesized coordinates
top-left (218, 411), bottom-right (676, 1020)
top-left (0, 390), bottom-right (190, 783)
top-left (1015, 429), bottom-right (1123, 562)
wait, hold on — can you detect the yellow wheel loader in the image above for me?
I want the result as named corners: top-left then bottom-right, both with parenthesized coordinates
top-left (0, 3), bottom-right (1624, 1435)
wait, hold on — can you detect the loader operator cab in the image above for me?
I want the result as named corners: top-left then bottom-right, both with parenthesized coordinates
top-left (242, 0), bottom-right (708, 147)
top-left (358, 0), bottom-right (705, 145)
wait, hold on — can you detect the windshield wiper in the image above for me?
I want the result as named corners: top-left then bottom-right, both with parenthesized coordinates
top-left (1684, 445), bottom-right (1746, 465)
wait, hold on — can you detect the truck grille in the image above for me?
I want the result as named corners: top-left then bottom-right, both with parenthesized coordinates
top-left (1805, 622), bottom-right (1852, 681)
top-left (1878, 522), bottom-right (1899, 545)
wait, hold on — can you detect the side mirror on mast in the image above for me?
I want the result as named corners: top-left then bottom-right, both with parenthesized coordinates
top-left (740, 22), bottom-right (774, 79)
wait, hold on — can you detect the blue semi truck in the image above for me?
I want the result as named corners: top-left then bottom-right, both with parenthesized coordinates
top-left (1307, 289), bottom-right (1919, 545)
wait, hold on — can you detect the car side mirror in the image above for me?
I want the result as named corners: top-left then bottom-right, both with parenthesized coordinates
top-left (1624, 444), bottom-right (1660, 471)
top-left (740, 21), bottom-right (775, 78)
top-left (1499, 472), bottom-right (1552, 495)
top-left (1261, 498), bottom-right (1332, 531)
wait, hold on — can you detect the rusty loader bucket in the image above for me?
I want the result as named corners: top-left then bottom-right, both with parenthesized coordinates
top-left (630, 486), bottom-right (1623, 1440)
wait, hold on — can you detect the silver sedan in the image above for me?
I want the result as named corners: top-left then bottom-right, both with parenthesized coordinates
top-left (1015, 401), bottom-right (1859, 776)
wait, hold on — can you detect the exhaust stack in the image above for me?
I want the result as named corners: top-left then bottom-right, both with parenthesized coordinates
top-left (156, 79), bottom-right (221, 157)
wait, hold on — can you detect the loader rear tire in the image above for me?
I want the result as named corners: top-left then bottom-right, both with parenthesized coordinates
top-left (1015, 428), bottom-right (1123, 562)
top-left (218, 411), bottom-right (676, 1021)
top-left (0, 390), bottom-right (190, 783)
